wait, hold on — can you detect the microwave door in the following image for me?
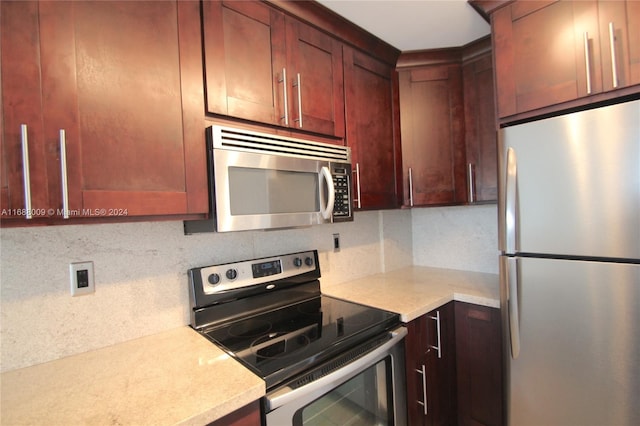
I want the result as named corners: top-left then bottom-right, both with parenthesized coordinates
top-left (213, 149), bottom-right (331, 232)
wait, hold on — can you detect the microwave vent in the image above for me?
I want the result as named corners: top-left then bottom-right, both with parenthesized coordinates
top-left (209, 126), bottom-right (350, 162)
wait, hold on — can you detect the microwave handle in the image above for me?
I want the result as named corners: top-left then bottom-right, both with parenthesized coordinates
top-left (319, 167), bottom-right (335, 220)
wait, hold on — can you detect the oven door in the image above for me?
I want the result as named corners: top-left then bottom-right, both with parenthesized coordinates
top-left (265, 327), bottom-right (407, 426)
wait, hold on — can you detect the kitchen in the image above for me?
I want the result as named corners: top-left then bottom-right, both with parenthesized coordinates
top-left (1, 1), bottom-right (638, 425)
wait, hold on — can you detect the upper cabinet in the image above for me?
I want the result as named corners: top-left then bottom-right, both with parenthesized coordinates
top-left (462, 40), bottom-right (498, 203)
top-left (399, 58), bottom-right (467, 206)
top-left (1, 1), bottom-right (208, 224)
top-left (344, 47), bottom-right (402, 210)
top-left (202, 1), bottom-right (286, 128)
top-left (491, 0), bottom-right (640, 122)
top-left (397, 37), bottom-right (497, 207)
top-left (202, 1), bottom-right (345, 138)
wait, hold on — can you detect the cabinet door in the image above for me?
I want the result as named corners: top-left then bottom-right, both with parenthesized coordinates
top-left (1, 1), bottom-right (53, 219)
top-left (598, 0), bottom-right (640, 92)
top-left (462, 52), bottom-right (497, 203)
top-left (40, 1), bottom-right (207, 217)
top-left (202, 1), bottom-right (286, 127)
top-left (405, 303), bottom-right (456, 426)
top-left (428, 302), bottom-right (457, 426)
top-left (405, 313), bottom-right (430, 426)
top-left (399, 65), bottom-right (466, 206)
top-left (285, 17), bottom-right (345, 138)
top-left (493, 1), bottom-right (600, 118)
top-left (343, 47), bottom-right (400, 210)
top-left (455, 302), bottom-right (503, 426)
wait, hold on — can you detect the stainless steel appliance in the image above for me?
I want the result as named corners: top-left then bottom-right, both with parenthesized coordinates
top-left (184, 125), bottom-right (353, 233)
top-left (188, 250), bottom-right (407, 425)
top-left (498, 98), bottom-right (640, 425)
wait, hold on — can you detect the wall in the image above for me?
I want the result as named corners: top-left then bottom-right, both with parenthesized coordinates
top-left (0, 205), bottom-right (497, 373)
top-left (412, 204), bottom-right (499, 274)
top-left (0, 210), bottom-right (413, 372)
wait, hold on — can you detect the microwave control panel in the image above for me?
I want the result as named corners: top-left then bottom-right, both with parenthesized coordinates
top-left (332, 165), bottom-right (352, 221)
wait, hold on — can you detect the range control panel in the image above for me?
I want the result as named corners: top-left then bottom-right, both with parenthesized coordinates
top-left (197, 251), bottom-right (317, 295)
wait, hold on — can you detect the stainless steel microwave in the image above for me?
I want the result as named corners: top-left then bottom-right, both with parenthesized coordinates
top-left (184, 125), bottom-right (353, 233)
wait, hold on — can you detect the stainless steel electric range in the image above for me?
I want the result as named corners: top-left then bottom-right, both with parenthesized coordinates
top-left (188, 250), bottom-right (407, 425)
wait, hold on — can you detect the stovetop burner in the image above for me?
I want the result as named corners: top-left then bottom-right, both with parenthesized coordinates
top-left (188, 250), bottom-right (401, 389)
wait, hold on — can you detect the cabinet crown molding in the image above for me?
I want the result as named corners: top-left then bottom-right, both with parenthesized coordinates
top-left (265, 0), bottom-right (400, 65)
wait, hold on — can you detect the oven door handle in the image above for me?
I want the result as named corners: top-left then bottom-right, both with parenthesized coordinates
top-left (266, 326), bottom-right (407, 411)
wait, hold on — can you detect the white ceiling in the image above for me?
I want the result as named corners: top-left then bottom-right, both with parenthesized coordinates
top-left (316, 0), bottom-right (490, 51)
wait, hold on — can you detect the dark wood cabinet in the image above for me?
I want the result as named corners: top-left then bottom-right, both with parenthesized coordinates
top-left (285, 16), bottom-right (345, 138)
top-left (397, 38), bottom-right (498, 207)
top-left (405, 302), bottom-right (457, 426)
top-left (491, 0), bottom-right (640, 122)
top-left (1, 1), bottom-right (51, 219)
top-left (202, 0), bottom-right (345, 138)
top-left (398, 56), bottom-right (467, 206)
top-left (1, 0), bottom-right (207, 224)
top-left (455, 302), bottom-right (503, 426)
top-left (462, 38), bottom-right (498, 203)
top-left (209, 400), bottom-right (261, 426)
top-left (343, 46), bottom-right (401, 210)
top-left (202, 1), bottom-right (286, 128)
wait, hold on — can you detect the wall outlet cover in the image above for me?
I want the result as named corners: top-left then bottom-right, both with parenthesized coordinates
top-left (70, 261), bottom-right (95, 296)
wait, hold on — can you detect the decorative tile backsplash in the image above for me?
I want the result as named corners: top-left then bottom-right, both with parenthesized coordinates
top-left (0, 206), bottom-right (496, 372)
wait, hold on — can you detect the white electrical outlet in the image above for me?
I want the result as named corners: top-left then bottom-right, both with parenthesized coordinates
top-left (70, 261), bottom-right (95, 296)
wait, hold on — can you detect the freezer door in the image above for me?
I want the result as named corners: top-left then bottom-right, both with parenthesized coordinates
top-left (498, 99), bottom-right (640, 259)
top-left (501, 256), bottom-right (640, 426)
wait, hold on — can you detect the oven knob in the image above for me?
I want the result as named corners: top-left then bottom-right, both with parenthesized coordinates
top-left (304, 257), bottom-right (313, 266)
top-left (293, 257), bottom-right (303, 268)
top-left (207, 273), bottom-right (221, 285)
top-left (226, 269), bottom-right (238, 280)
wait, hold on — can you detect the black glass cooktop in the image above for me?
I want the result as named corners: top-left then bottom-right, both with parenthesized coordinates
top-left (201, 295), bottom-right (400, 389)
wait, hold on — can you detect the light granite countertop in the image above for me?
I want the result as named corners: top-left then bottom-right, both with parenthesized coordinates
top-left (0, 327), bottom-right (265, 426)
top-left (323, 266), bottom-right (500, 322)
top-left (0, 266), bottom-right (498, 425)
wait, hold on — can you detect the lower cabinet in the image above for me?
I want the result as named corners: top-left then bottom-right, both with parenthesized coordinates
top-left (208, 400), bottom-right (261, 426)
top-left (455, 302), bottom-right (503, 426)
top-left (405, 301), bottom-right (503, 426)
top-left (405, 302), bottom-right (456, 426)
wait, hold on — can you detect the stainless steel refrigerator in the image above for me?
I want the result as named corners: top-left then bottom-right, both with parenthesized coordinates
top-left (498, 98), bottom-right (639, 425)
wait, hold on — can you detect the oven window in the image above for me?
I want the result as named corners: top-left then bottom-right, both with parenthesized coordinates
top-left (293, 356), bottom-right (394, 426)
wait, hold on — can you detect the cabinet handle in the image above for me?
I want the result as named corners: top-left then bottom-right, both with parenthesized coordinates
top-left (59, 129), bottom-right (70, 219)
top-left (429, 310), bottom-right (442, 359)
top-left (415, 365), bottom-right (428, 415)
top-left (467, 163), bottom-right (475, 203)
top-left (279, 68), bottom-right (289, 126)
top-left (408, 167), bottom-right (414, 207)
top-left (608, 22), bottom-right (619, 88)
top-left (583, 32), bottom-right (592, 95)
top-left (353, 163), bottom-right (362, 209)
top-left (293, 73), bottom-right (303, 128)
top-left (20, 124), bottom-right (33, 219)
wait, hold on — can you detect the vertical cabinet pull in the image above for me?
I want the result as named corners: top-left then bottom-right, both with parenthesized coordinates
top-left (20, 124), bottom-right (33, 219)
top-left (353, 163), bottom-right (362, 209)
top-left (608, 22), bottom-right (619, 88)
top-left (279, 68), bottom-right (289, 126)
top-left (293, 73), bottom-right (303, 128)
top-left (467, 163), bottom-right (475, 203)
top-left (59, 129), bottom-right (70, 219)
top-left (429, 310), bottom-right (442, 359)
top-left (408, 167), bottom-right (414, 207)
top-left (583, 32), bottom-right (592, 94)
top-left (416, 365), bottom-right (428, 415)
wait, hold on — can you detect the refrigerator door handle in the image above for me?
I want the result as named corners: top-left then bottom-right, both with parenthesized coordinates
top-left (505, 147), bottom-right (518, 254)
top-left (507, 257), bottom-right (521, 359)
